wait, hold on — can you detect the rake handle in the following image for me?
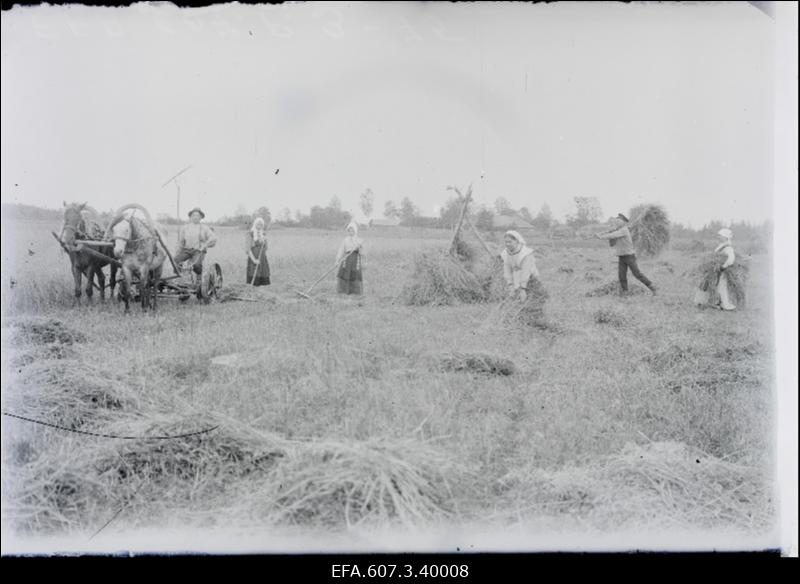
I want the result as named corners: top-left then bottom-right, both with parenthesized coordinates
top-left (302, 248), bottom-right (357, 296)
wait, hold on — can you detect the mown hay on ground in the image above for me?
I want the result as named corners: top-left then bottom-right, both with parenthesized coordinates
top-left (593, 308), bottom-right (631, 328)
top-left (585, 281), bottom-right (649, 297)
top-left (500, 441), bottom-right (773, 531)
top-left (4, 413), bottom-right (286, 534)
top-left (10, 318), bottom-right (86, 346)
top-left (433, 352), bottom-right (517, 376)
top-left (629, 204), bottom-right (670, 257)
top-left (244, 437), bottom-right (460, 528)
top-left (643, 344), bottom-right (703, 374)
top-left (7, 360), bottom-right (143, 431)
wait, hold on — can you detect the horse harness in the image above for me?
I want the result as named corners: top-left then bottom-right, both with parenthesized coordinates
top-left (111, 218), bottom-right (160, 255)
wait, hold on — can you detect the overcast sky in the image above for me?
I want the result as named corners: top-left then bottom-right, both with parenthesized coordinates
top-left (1, 1), bottom-right (777, 227)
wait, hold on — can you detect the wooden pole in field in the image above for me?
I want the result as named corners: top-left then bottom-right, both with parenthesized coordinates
top-left (464, 216), bottom-right (496, 260)
top-left (448, 183), bottom-right (473, 256)
top-left (161, 165), bottom-right (192, 221)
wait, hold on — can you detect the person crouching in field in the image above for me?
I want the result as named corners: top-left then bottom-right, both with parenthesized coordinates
top-left (595, 213), bottom-right (657, 296)
top-left (246, 217), bottom-right (270, 286)
top-left (336, 221), bottom-right (363, 295)
top-left (501, 230), bottom-right (546, 324)
top-left (174, 207), bottom-right (217, 276)
top-left (694, 228), bottom-right (738, 311)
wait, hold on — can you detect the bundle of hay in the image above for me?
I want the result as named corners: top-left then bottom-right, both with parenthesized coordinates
top-left (483, 277), bottom-right (549, 329)
top-left (629, 204), bottom-right (670, 257)
top-left (499, 441), bottom-right (773, 531)
top-left (687, 253), bottom-right (749, 307)
top-left (251, 437), bottom-right (459, 527)
top-left (400, 250), bottom-right (487, 306)
top-left (471, 255), bottom-right (507, 302)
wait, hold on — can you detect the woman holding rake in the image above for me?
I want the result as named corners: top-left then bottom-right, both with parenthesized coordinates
top-left (246, 216), bottom-right (270, 286)
top-left (335, 221), bottom-right (364, 295)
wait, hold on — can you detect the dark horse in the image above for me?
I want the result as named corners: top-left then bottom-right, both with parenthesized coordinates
top-left (60, 202), bottom-right (118, 303)
top-left (108, 214), bottom-right (166, 312)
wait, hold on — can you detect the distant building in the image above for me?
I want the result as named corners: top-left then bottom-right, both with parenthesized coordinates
top-left (551, 224), bottom-right (575, 239)
top-left (369, 217), bottom-right (401, 228)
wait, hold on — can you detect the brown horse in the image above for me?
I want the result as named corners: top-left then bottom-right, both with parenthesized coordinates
top-left (59, 202), bottom-right (118, 303)
top-left (108, 214), bottom-right (166, 312)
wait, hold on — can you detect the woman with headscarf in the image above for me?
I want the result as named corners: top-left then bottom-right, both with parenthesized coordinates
top-left (246, 216), bottom-right (270, 286)
top-left (501, 230), bottom-right (546, 323)
top-left (693, 228), bottom-right (741, 310)
top-left (336, 221), bottom-right (363, 295)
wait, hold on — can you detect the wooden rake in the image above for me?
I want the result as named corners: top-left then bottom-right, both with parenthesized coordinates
top-left (295, 248), bottom-right (357, 299)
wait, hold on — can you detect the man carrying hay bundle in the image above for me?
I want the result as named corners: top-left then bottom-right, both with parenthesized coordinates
top-left (500, 230), bottom-right (547, 324)
top-left (595, 214), bottom-right (657, 296)
top-left (693, 228), bottom-right (745, 311)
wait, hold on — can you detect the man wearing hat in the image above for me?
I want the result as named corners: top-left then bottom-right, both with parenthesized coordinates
top-left (174, 207), bottom-right (217, 276)
top-left (595, 213), bottom-right (657, 296)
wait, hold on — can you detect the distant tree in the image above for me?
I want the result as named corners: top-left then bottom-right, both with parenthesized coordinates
top-left (253, 206), bottom-right (272, 224)
top-left (474, 206), bottom-right (494, 231)
top-left (359, 188), bottom-right (375, 220)
top-left (384, 200), bottom-right (399, 219)
top-left (439, 196), bottom-right (463, 230)
top-left (531, 203), bottom-right (554, 230)
top-left (277, 208), bottom-right (292, 224)
top-left (566, 197), bottom-right (603, 228)
top-left (519, 206), bottom-right (534, 224)
top-left (399, 197), bottom-right (420, 226)
top-left (494, 197), bottom-right (513, 216)
top-left (328, 196), bottom-right (342, 212)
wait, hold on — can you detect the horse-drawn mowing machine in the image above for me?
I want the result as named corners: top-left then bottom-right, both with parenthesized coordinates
top-left (56, 203), bottom-right (223, 306)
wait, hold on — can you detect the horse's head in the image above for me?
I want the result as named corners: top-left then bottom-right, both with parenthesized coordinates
top-left (110, 217), bottom-right (132, 259)
top-left (61, 202), bottom-right (87, 248)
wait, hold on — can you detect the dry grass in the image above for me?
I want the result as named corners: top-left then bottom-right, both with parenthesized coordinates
top-left (500, 441), bottom-right (773, 531)
top-left (586, 281), bottom-right (649, 297)
top-left (432, 352), bottom-right (517, 376)
top-left (0, 220), bottom-right (777, 545)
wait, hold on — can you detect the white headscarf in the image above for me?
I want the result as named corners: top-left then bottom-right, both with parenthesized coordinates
top-left (342, 220), bottom-right (363, 253)
top-left (251, 217), bottom-right (266, 242)
top-left (501, 230), bottom-right (534, 263)
top-left (715, 228), bottom-right (733, 252)
top-left (505, 230), bottom-right (526, 246)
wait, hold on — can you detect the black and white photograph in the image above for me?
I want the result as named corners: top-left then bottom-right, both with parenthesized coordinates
top-left (1, 1), bottom-right (797, 561)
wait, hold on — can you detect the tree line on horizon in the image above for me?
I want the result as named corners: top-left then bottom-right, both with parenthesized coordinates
top-left (1, 199), bottom-right (773, 241)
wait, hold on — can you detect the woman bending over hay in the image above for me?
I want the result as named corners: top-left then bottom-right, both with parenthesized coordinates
top-left (693, 228), bottom-right (745, 311)
top-left (501, 230), bottom-right (547, 324)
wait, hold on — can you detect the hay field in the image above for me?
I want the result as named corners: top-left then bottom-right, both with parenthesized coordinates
top-left (0, 219), bottom-right (777, 550)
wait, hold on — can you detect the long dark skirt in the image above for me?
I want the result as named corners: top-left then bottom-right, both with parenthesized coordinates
top-left (246, 244), bottom-right (270, 286)
top-left (336, 250), bottom-right (362, 295)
